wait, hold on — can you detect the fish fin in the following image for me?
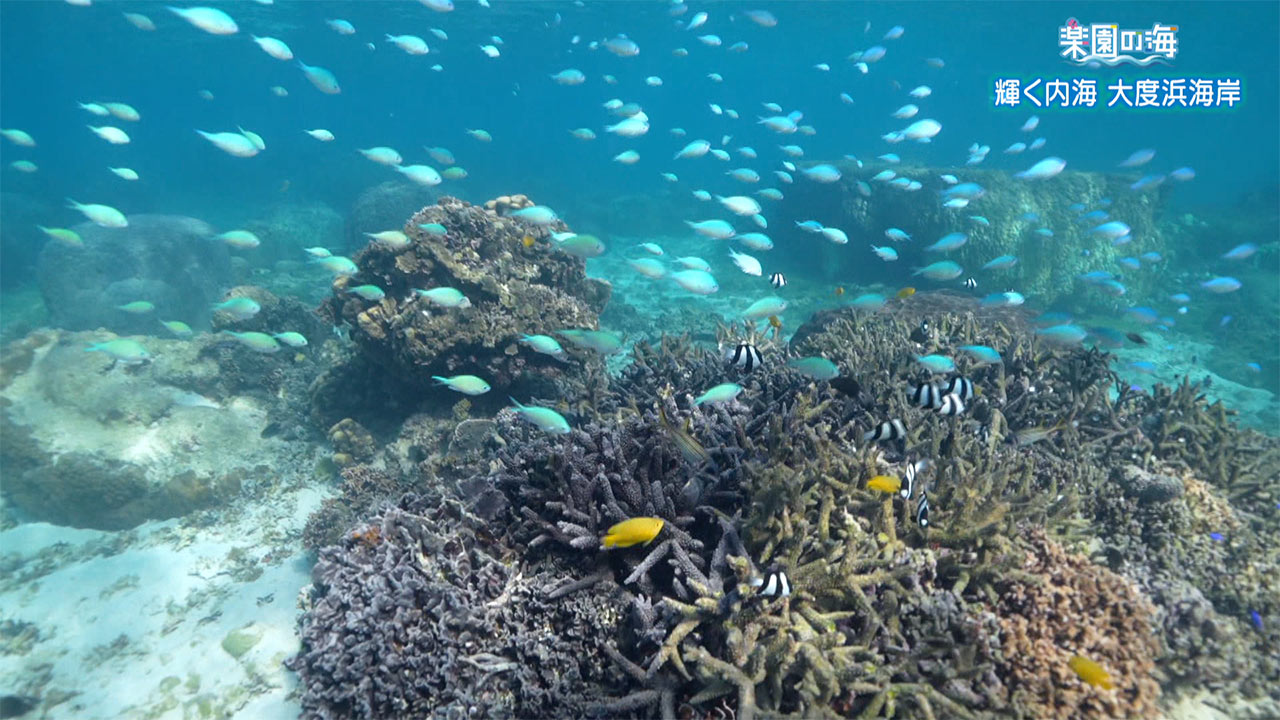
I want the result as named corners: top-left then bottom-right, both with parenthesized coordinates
top-left (508, 396), bottom-right (525, 409)
top-left (431, 376), bottom-right (448, 385)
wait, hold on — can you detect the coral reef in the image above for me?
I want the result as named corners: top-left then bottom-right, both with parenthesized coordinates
top-left (778, 165), bottom-right (1167, 312)
top-left (291, 291), bottom-right (1279, 718)
top-left (36, 214), bottom-right (232, 335)
top-left (288, 493), bottom-right (626, 719)
top-left (997, 529), bottom-right (1161, 719)
top-left (315, 195), bottom-right (612, 421)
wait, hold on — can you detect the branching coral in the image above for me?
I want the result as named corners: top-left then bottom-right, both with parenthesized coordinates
top-left (289, 493), bottom-right (626, 719)
top-left (292, 292), bottom-right (1279, 719)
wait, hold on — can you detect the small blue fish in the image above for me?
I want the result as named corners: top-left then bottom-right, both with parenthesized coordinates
top-left (1221, 243), bottom-right (1258, 261)
top-left (1067, 203), bottom-right (1086, 212)
top-left (1221, 315), bottom-right (1233, 327)
top-left (1080, 210), bottom-right (1109, 223)
top-left (1200, 276), bottom-right (1242, 293)
top-left (1034, 227), bottom-right (1053, 237)
top-left (1097, 280), bottom-right (1127, 297)
top-left (958, 345), bottom-right (1001, 365)
top-left (1251, 610), bottom-right (1263, 630)
top-left (795, 220), bottom-right (824, 232)
top-left (969, 215), bottom-right (990, 226)
top-left (1130, 173), bottom-right (1165, 191)
top-left (1118, 257), bottom-right (1141, 270)
top-left (1018, 212), bottom-right (1040, 222)
top-left (1125, 307), bottom-right (1160, 324)
top-left (1036, 324), bottom-right (1087, 346)
top-left (1078, 270), bottom-right (1115, 284)
top-left (1246, 361), bottom-right (1261, 372)
top-left (1036, 311), bottom-right (1073, 326)
top-left (1169, 293), bottom-right (1191, 304)
top-left (1128, 361), bottom-right (1156, 374)
top-left (849, 293), bottom-right (886, 310)
top-left (924, 232), bottom-right (968, 253)
top-left (1092, 221), bottom-right (1130, 240)
top-left (1087, 326), bottom-right (1126, 348)
top-left (913, 260), bottom-right (963, 280)
top-left (982, 254), bottom-right (1018, 270)
top-left (1209, 532), bottom-right (1224, 542)
top-left (914, 354), bottom-right (956, 374)
top-left (1140, 252), bottom-right (1162, 263)
top-left (787, 356), bottom-right (840, 380)
top-left (801, 164), bottom-right (841, 183)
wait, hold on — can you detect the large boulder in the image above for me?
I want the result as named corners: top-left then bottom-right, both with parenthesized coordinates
top-left (0, 327), bottom-right (326, 530)
top-left (315, 195), bottom-right (611, 423)
top-left (36, 214), bottom-right (233, 335)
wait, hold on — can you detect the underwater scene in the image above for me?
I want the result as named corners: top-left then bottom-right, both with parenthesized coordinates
top-left (0, 1), bottom-right (1277, 719)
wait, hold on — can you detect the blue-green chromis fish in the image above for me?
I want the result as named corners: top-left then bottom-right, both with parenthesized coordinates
top-left (211, 297), bottom-right (261, 320)
top-left (787, 357), bottom-right (839, 380)
top-left (86, 338), bottom-right (151, 364)
top-left (160, 320), bottom-right (193, 338)
top-left (222, 331), bottom-right (281, 353)
top-left (694, 383), bottom-right (743, 406)
top-left (509, 397), bottom-right (571, 435)
top-left (347, 285), bottom-right (386, 301)
top-left (556, 329), bottom-right (624, 355)
top-left (432, 375), bottom-right (491, 395)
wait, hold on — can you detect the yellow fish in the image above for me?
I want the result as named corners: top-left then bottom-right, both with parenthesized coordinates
top-left (834, 286), bottom-right (845, 297)
top-left (866, 475), bottom-right (901, 494)
top-left (895, 286), bottom-right (916, 299)
top-left (768, 315), bottom-right (782, 330)
top-left (602, 517), bottom-right (664, 548)
top-left (522, 234), bottom-right (536, 248)
top-left (1068, 655), bottom-right (1115, 690)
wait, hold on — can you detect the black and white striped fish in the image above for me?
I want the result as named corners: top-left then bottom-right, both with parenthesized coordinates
top-left (724, 343), bottom-right (763, 372)
top-left (899, 459), bottom-right (928, 499)
top-left (937, 393), bottom-right (965, 416)
top-left (963, 277), bottom-right (977, 289)
top-left (909, 381), bottom-right (942, 409)
top-left (752, 569), bottom-right (791, 597)
top-left (915, 489), bottom-right (930, 527)
top-left (863, 418), bottom-right (906, 443)
top-left (769, 272), bottom-right (787, 288)
top-left (941, 376), bottom-right (974, 401)
top-left (909, 319), bottom-right (930, 343)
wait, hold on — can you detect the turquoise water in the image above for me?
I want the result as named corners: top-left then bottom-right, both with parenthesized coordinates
top-left (0, 2), bottom-right (1276, 719)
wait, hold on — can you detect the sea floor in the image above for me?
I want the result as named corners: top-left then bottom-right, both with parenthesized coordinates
top-left (0, 481), bottom-right (330, 719)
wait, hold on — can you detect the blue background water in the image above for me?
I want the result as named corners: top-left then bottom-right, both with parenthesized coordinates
top-left (1, 2), bottom-right (1274, 220)
top-left (1, 1), bottom-right (1276, 403)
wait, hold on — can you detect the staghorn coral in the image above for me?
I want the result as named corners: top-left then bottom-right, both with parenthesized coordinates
top-left (996, 529), bottom-right (1161, 720)
top-left (288, 493), bottom-right (626, 719)
top-left (293, 292), bottom-right (1279, 719)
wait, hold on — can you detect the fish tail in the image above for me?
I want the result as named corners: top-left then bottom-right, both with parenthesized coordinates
top-left (431, 376), bottom-right (449, 385)
top-left (65, 198), bottom-right (80, 210)
top-left (85, 343), bottom-right (101, 353)
top-left (601, 534), bottom-right (618, 549)
top-left (508, 396), bottom-right (525, 409)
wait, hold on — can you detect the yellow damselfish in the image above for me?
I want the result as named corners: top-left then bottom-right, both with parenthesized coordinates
top-left (895, 286), bottom-right (916, 299)
top-left (1069, 654), bottom-right (1115, 690)
top-left (867, 475), bottom-right (902, 494)
top-left (602, 517), bottom-right (665, 549)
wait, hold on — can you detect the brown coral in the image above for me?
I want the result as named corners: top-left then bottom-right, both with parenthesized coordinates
top-left (997, 529), bottom-right (1162, 720)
